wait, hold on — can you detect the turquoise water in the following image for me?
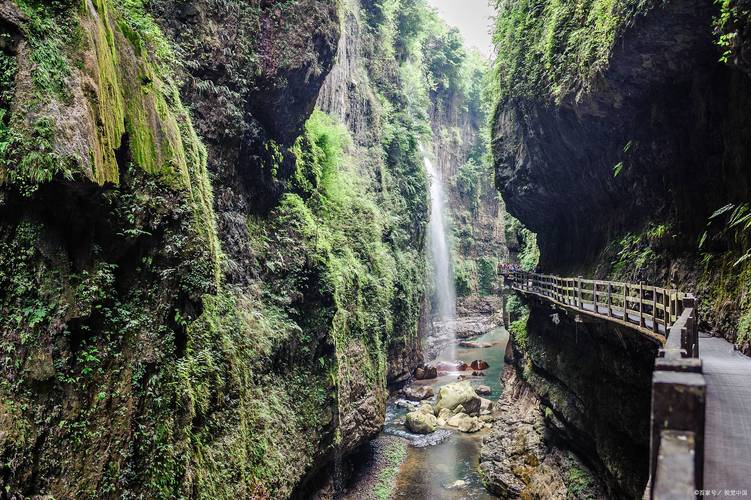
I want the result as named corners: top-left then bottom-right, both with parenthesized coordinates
top-left (386, 326), bottom-right (509, 499)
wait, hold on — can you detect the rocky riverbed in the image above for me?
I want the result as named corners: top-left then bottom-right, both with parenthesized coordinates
top-left (340, 326), bottom-right (509, 499)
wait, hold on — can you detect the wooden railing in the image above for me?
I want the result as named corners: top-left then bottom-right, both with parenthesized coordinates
top-left (502, 270), bottom-right (692, 342)
top-left (502, 270), bottom-right (705, 499)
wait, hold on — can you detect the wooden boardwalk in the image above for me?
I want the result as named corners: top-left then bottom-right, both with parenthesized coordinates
top-left (700, 333), bottom-right (751, 494)
top-left (502, 271), bottom-right (751, 498)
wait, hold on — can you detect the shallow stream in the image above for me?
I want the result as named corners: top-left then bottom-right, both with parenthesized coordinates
top-left (384, 326), bottom-right (509, 499)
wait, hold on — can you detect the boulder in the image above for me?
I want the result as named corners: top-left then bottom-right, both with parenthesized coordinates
top-left (476, 385), bottom-right (492, 396)
top-left (458, 416), bottom-right (483, 433)
top-left (459, 341), bottom-right (481, 348)
top-left (436, 361), bottom-right (468, 372)
top-left (406, 411), bottom-right (438, 434)
top-left (403, 385), bottom-right (434, 401)
top-left (447, 412), bottom-right (483, 433)
top-left (472, 371), bottom-right (485, 377)
top-left (470, 360), bottom-right (490, 370)
top-left (415, 365), bottom-right (438, 380)
top-left (446, 412), bottom-right (468, 427)
top-left (446, 479), bottom-right (467, 490)
top-left (434, 381), bottom-right (481, 415)
top-left (452, 405), bottom-right (466, 415)
top-left (480, 397), bottom-right (494, 412)
top-left (419, 402), bottom-right (434, 415)
top-left (438, 408), bottom-right (452, 420)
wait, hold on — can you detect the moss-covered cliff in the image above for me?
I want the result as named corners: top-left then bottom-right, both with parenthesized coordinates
top-left (485, 0), bottom-right (751, 497)
top-left (492, 0), bottom-right (751, 353)
top-left (0, 0), bottom-right (436, 497)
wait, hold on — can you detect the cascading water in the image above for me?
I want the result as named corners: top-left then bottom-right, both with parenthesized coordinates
top-left (424, 153), bottom-right (457, 362)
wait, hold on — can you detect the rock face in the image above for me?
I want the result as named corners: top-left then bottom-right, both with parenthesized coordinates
top-left (484, 299), bottom-right (657, 498)
top-left (480, 367), bottom-right (606, 499)
top-left (0, 0), bottom-right (430, 498)
top-left (492, 0), bottom-right (751, 351)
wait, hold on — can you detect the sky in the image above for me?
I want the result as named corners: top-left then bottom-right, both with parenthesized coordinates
top-left (426, 0), bottom-right (496, 58)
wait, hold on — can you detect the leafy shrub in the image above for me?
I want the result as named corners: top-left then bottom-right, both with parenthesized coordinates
top-left (510, 313), bottom-right (529, 349)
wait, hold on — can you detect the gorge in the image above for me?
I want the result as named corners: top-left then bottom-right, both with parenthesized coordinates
top-left (1, 0), bottom-right (751, 499)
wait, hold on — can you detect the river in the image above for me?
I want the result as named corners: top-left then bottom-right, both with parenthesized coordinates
top-left (343, 325), bottom-right (509, 499)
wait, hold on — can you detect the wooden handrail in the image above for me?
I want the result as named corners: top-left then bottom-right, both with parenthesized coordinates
top-left (501, 269), bottom-right (704, 499)
top-left (501, 270), bottom-right (684, 341)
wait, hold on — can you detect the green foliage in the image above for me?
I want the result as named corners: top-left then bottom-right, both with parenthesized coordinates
top-left (697, 252), bottom-right (751, 349)
top-left (566, 464), bottom-right (597, 499)
top-left (701, 202), bottom-right (751, 266)
top-left (453, 159), bottom-right (486, 215)
top-left (613, 161), bottom-right (624, 177)
top-left (505, 213), bottom-right (540, 271)
top-left (0, 35), bottom-right (16, 107)
top-left (510, 313), bottom-right (529, 350)
top-left (0, 117), bottom-right (75, 195)
top-left (0, 0), bottom-right (433, 497)
top-left (478, 256), bottom-right (498, 295)
top-left (519, 229), bottom-right (540, 272)
top-left (424, 26), bottom-right (466, 95)
top-left (492, 0), bottom-right (655, 101)
top-left (373, 439), bottom-right (407, 500)
top-left (292, 110), bottom-right (352, 198)
top-left (455, 259), bottom-right (478, 296)
top-left (715, 0), bottom-right (751, 64)
top-left (607, 222), bottom-right (668, 278)
top-left (505, 294), bottom-right (526, 323)
top-left (13, 0), bottom-right (79, 100)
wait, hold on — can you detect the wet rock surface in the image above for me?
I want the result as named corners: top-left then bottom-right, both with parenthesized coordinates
top-left (480, 300), bottom-right (658, 498)
top-left (480, 367), bottom-right (606, 499)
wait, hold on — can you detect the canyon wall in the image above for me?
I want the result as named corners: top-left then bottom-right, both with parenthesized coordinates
top-left (485, 0), bottom-right (751, 497)
top-left (493, 0), bottom-right (751, 352)
top-left (0, 0), bottom-right (433, 497)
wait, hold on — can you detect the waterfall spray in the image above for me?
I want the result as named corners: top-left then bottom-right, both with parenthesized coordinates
top-left (424, 152), bottom-right (457, 361)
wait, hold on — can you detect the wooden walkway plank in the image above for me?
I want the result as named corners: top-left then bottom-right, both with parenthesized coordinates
top-left (700, 333), bottom-right (751, 494)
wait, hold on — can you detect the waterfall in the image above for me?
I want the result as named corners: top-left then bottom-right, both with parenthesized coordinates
top-left (424, 153), bottom-right (457, 361)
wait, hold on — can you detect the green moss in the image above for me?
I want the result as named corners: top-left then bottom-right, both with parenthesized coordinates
top-left (492, 0), bottom-right (655, 102)
top-left (373, 439), bottom-right (407, 500)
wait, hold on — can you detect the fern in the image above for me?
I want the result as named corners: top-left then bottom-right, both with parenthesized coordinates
top-left (613, 161), bottom-right (624, 177)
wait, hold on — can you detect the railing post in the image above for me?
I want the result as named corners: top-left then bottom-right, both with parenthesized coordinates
top-left (623, 283), bottom-right (628, 321)
top-left (639, 282), bottom-right (645, 328)
top-left (652, 288), bottom-right (659, 333)
top-left (607, 283), bottom-right (613, 317)
top-left (650, 370), bottom-right (705, 497)
top-left (683, 296), bottom-right (698, 358)
top-left (577, 276), bottom-right (583, 309)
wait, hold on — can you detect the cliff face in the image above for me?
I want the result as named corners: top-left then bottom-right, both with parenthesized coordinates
top-left (493, 0), bottom-right (751, 350)
top-left (424, 45), bottom-right (508, 313)
top-left (484, 1), bottom-right (751, 497)
top-left (0, 0), bottom-right (430, 498)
